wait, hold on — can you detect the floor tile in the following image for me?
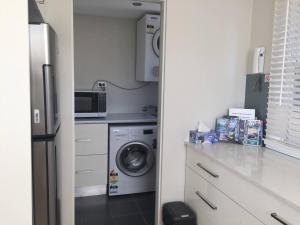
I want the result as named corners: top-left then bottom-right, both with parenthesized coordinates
top-left (109, 196), bottom-right (139, 217)
top-left (136, 192), bottom-right (156, 212)
top-left (112, 214), bottom-right (147, 225)
top-left (75, 193), bottom-right (155, 225)
top-left (143, 211), bottom-right (155, 225)
top-left (81, 214), bottom-right (113, 225)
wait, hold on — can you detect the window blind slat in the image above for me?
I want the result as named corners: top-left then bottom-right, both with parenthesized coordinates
top-left (266, 0), bottom-right (300, 157)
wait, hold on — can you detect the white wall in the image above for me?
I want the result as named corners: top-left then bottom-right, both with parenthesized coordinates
top-left (37, 1), bottom-right (75, 225)
top-left (249, 0), bottom-right (275, 74)
top-left (74, 14), bottom-right (158, 113)
top-left (0, 1), bottom-right (32, 225)
top-left (159, 0), bottom-right (253, 212)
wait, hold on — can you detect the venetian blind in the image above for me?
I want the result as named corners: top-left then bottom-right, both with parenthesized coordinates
top-left (265, 0), bottom-right (300, 158)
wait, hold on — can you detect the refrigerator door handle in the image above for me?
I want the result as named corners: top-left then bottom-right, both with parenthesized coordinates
top-left (43, 65), bottom-right (56, 135)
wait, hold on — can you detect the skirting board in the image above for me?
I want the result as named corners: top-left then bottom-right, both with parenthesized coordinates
top-left (75, 185), bottom-right (107, 197)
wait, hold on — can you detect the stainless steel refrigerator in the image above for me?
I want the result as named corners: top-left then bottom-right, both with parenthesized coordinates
top-left (29, 23), bottom-right (59, 225)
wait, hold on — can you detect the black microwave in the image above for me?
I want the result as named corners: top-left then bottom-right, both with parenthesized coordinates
top-left (75, 90), bottom-right (107, 118)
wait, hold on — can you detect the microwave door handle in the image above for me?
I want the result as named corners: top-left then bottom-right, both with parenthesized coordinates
top-left (43, 64), bottom-right (55, 135)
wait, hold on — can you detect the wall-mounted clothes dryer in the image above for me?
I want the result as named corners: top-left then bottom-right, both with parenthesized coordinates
top-left (136, 14), bottom-right (160, 82)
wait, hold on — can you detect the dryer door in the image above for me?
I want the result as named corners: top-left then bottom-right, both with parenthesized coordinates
top-left (152, 29), bottom-right (160, 57)
top-left (116, 141), bottom-right (154, 177)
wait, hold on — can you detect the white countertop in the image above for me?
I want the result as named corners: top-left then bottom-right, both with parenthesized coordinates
top-left (186, 143), bottom-right (300, 210)
top-left (75, 113), bottom-right (157, 124)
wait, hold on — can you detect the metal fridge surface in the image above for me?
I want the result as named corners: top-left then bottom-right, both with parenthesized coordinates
top-left (32, 140), bottom-right (57, 225)
top-left (29, 23), bottom-right (58, 138)
top-left (29, 22), bottom-right (58, 225)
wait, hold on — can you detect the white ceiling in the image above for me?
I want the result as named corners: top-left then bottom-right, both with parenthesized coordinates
top-left (74, 0), bottom-right (160, 19)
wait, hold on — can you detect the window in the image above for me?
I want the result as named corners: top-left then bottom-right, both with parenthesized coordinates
top-left (265, 0), bottom-right (300, 159)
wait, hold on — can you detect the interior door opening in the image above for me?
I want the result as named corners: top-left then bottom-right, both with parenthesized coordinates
top-left (72, 0), bottom-right (164, 225)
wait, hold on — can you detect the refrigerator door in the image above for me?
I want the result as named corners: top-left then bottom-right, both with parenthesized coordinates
top-left (32, 140), bottom-right (57, 225)
top-left (30, 24), bottom-right (58, 137)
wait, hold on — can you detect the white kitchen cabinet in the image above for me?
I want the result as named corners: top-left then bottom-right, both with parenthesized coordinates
top-left (75, 155), bottom-right (107, 187)
top-left (75, 123), bottom-right (108, 197)
top-left (240, 210), bottom-right (264, 225)
top-left (185, 167), bottom-right (262, 225)
top-left (185, 144), bottom-right (300, 225)
top-left (185, 168), bottom-right (216, 225)
top-left (75, 123), bottom-right (108, 155)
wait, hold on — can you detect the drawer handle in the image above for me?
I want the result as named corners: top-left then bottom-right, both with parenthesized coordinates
top-left (195, 191), bottom-right (218, 211)
top-left (196, 163), bottom-right (219, 178)
top-left (75, 138), bottom-right (91, 142)
top-left (75, 169), bottom-right (96, 174)
top-left (271, 213), bottom-right (290, 225)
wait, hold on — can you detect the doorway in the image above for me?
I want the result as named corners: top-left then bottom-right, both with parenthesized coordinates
top-left (73, 1), bottom-right (165, 225)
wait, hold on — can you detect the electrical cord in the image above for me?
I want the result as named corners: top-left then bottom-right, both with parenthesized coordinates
top-left (92, 79), bottom-right (151, 91)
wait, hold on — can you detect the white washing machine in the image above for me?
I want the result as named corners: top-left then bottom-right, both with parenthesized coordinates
top-left (136, 14), bottom-right (160, 82)
top-left (109, 125), bottom-right (157, 196)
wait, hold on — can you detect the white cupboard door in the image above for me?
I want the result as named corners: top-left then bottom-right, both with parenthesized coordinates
top-left (185, 172), bottom-right (216, 225)
top-left (240, 210), bottom-right (264, 225)
top-left (185, 167), bottom-right (242, 225)
top-left (75, 155), bottom-right (107, 187)
top-left (75, 123), bottom-right (108, 155)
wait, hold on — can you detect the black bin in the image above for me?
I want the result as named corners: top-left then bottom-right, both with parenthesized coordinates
top-left (162, 201), bottom-right (197, 225)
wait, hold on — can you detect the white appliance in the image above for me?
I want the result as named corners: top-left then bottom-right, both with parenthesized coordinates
top-left (109, 125), bottom-right (157, 196)
top-left (136, 14), bottom-right (160, 82)
top-left (252, 47), bottom-right (265, 74)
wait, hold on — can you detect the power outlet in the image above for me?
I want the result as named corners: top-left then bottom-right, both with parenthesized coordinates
top-left (95, 81), bottom-right (107, 91)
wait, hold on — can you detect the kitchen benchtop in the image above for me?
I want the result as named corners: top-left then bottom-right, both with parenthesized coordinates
top-left (75, 113), bottom-right (157, 124)
top-left (186, 142), bottom-right (300, 211)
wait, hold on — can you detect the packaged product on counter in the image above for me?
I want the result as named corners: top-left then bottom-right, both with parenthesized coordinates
top-left (236, 119), bottom-right (246, 144)
top-left (189, 130), bottom-right (204, 144)
top-left (203, 131), bottom-right (219, 144)
top-left (243, 120), bottom-right (263, 146)
top-left (189, 121), bottom-right (210, 144)
top-left (189, 130), bottom-right (218, 145)
top-left (216, 116), bottom-right (239, 142)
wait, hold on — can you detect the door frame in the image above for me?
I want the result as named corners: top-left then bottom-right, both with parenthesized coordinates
top-left (136, 0), bottom-right (167, 224)
top-left (156, 1), bottom-right (166, 224)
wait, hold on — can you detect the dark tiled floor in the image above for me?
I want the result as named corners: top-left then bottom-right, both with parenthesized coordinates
top-left (75, 192), bottom-right (155, 225)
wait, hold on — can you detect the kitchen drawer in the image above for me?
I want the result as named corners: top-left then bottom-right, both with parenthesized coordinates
top-left (75, 123), bottom-right (108, 155)
top-left (221, 167), bottom-right (300, 225)
top-left (186, 146), bottom-right (300, 225)
top-left (186, 146), bottom-right (222, 186)
top-left (240, 209), bottom-right (264, 225)
top-left (185, 167), bottom-right (243, 225)
top-left (75, 155), bottom-right (107, 187)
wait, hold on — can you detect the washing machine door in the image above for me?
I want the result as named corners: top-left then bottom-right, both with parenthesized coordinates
top-left (116, 141), bottom-right (154, 177)
top-left (152, 29), bottom-right (160, 57)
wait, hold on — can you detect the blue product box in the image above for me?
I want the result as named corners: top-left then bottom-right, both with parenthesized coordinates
top-left (243, 120), bottom-right (263, 146)
top-left (203, 131), bottom-right (219, 144)
top-left (216, 116), bottom-right (239, 142)
top-left (189, 130), bottom-right (203, 144)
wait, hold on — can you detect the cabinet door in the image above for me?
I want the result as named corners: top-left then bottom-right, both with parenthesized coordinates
top-left (75, 155), bottom-right (107, 187)
top-left (75, 123), bottom-right (108, 155)
top-left (185, 186), bottom-right (215, 225)
top-left (185, 167), bottom-right (241, 225)
top-left (240, 210), bottom-right (264, 225)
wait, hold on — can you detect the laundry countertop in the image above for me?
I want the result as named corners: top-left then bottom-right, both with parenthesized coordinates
top-left (75, 113), bottom-right (157, 124)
